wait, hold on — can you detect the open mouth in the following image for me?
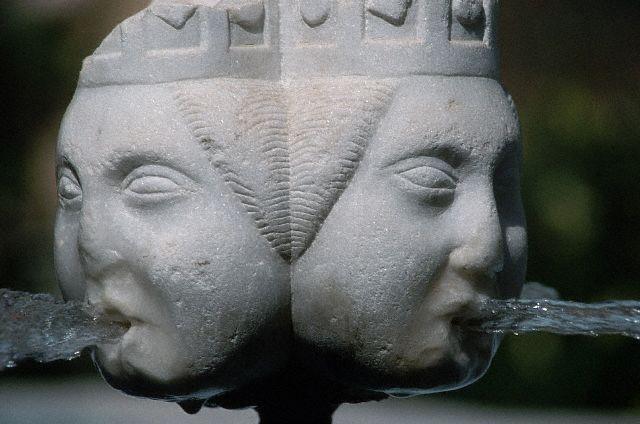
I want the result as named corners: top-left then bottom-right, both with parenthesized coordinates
top-left (109, 317), bottom-right (133, 334)
top-left (450, 306), bottom-right (485, 332)
top-left (89, 303), bottom-right (135, 335)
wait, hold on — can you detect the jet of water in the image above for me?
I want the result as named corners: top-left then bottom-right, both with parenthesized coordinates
top-left (464, 298), bottom-right (640, 340)
top-left (0, 289), bottom-right (127, 371)
top-left (1, 284), bottom-right (639, 372)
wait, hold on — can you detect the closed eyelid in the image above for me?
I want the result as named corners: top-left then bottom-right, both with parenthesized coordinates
top-left (57, 157), bottom-right (81, 183)
top-left (57, 167), bottom-right (83, 211)
top-left (382, 142), bottom-right (469, 175)
top-left (386, 155), bottom-right (459, 180)
top-left (120, 165), bottom-right (196, 207)
top-left (389, 163), bottom-right (457, 208)
top-left (122, 165), bottom-right (194, 189)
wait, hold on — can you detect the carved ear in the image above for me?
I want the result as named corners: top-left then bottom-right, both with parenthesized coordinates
top-left (367, 0), bottom-right (412, 26)
top-left (300, 0), bottom-right (332, 28)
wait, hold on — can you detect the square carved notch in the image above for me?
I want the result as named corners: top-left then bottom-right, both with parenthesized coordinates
top-left (450, 0), bottom-right (487, 43)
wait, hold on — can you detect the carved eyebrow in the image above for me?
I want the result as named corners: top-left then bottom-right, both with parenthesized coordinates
top-left (101, 150), bottom-right (194, 181)
top-left (103, 151), bottom-right (165, 171)
top-left (56, 156), bottom-right (81, 181)
top-left (392, 140), bottom-right (471, 169)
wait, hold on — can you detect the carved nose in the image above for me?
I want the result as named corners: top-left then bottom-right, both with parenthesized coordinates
top-left (449, 192), bottom-right (505, 283)
top-left (77, 205), bottom-right (120, 277)
top-left (78, 206), bottom-right (98, 257)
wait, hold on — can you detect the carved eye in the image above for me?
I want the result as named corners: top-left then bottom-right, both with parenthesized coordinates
top-left (58, 174), bottom-right (82, 211)
top-left (127, 176), bottom-right (179, 195)
top-left (122, 165), bottom-right (193, 205)
top-left (399, 166), bottom-right (456, 190)
top-left (391, 158), bottom-right (458, 206)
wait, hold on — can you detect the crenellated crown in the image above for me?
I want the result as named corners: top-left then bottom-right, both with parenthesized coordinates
top-left (79, 0), bottom-right (500, 87)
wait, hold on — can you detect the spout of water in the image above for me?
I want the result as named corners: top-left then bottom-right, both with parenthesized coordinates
top-left (462, 284), bottom-right (640, 340)
top-left (0, 289), bottom-right (128, 371)
top-left (2, 283), bottom-right (639, 373)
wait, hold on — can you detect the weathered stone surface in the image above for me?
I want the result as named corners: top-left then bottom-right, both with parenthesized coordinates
top-left (55, 0), bottom-right (525, 421)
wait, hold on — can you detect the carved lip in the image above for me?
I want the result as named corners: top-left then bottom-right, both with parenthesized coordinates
top-left (429, 273), bottom-right (495, 317)
top-left (430, 273), bottom-right (497, 334)
top-left (449, 294), bottom-right (492, 330)
top-left (90, 301), bottom-right (140, 335)
top-left (84, 269), bottom-right (146, 334)
top-left (438, 297), bottom-right (480, 320)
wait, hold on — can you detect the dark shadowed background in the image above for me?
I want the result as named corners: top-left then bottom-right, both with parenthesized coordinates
top-left (1, 0), bottom-right (639, 416)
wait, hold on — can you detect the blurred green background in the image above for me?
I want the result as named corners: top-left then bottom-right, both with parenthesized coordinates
top-left (1, 0), bottom-right (639, 414)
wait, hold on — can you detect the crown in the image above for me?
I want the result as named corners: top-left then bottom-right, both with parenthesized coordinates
top-left (79, 0), bottom-right (499, 87)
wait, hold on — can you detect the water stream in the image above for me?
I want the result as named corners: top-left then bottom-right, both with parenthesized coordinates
top-left (0, 285), bottom-right (639, 372)
top-left (0, 289), bottom-right (127, 371)
top-left (464, 298), bottom-right (640, 339)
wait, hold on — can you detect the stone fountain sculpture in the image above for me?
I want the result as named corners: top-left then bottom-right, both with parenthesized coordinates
top-left (54, 0), bottom-right (526, 421)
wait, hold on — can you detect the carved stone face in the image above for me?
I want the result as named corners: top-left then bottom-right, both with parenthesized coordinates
top-left (55, 83), bottom-right (291, 399)
top-left (55, 75), bottom-right (525, 401)
top-left (292, 76), bottom-right (527, 395)
top-left (55, 76), bottom-right (395, 400)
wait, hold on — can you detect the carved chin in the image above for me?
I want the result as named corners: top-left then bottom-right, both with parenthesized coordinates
top-left (385, 331), bottom-right (497, 395)
top-left (94, 325), bottom-right (189, 394)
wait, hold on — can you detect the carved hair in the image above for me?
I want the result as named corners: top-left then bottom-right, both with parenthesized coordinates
top-left (173, 78), bottom-right (395, 261)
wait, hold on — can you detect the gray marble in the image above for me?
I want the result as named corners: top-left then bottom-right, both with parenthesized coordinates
top-left (54, 0), bottom-right (526, 420)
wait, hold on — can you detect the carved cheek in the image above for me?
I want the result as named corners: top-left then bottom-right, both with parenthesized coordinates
top-left (499, 224), bottom-right (527, 298)
top-left (54, 210), bottom-right (85, 301)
